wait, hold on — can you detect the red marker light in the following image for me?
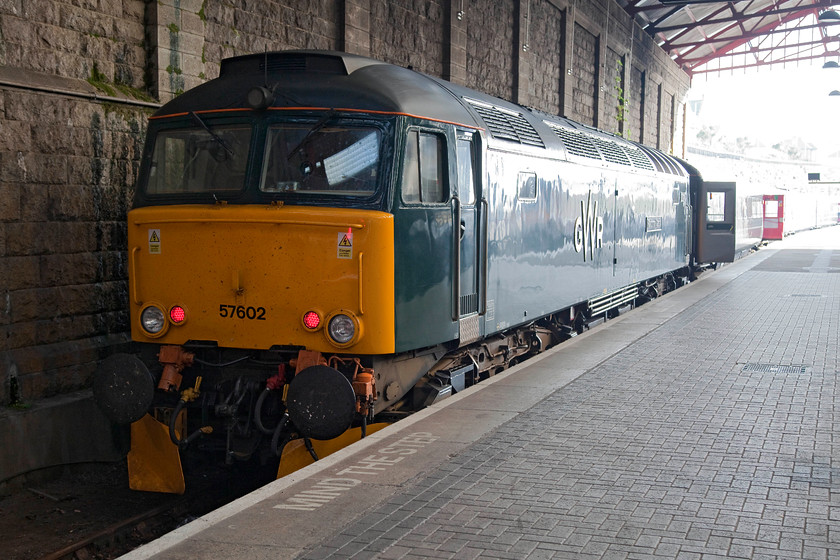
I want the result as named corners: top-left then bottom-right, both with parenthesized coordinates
top-left (170, 306), bottom-right (186, 324)
top-left (303, 311), bottom-right (321, 329)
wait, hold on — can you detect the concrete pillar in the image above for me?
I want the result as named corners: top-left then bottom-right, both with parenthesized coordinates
top-left (515, 0), bottom-right (530, 106)
top-left (562, 3), bottom-right (575, 117)
top-left (595, 24), bottom-right (605, 129)
top-left (344, 0), bottom-right (371, 57)
top-left (146, 0), bottom-right (206, 102)
top-left (446, 0), bottom-right (468, 85)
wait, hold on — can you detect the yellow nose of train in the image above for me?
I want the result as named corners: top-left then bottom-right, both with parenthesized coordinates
top-left (127, 204), bottom-right (395, 355)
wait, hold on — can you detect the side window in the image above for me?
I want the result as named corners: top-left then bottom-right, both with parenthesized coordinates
top-left (456, 137), bottom-right (476, 205)
top-left (402, 130), bottom-right (447, 204)
top-left (517, 171), bottom-right (537, 201)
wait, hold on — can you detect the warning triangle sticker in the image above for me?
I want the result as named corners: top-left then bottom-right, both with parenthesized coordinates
top-left (338, 235), bottom-right (352, 247)
top-left (149, 231), bottom-right (161, 243)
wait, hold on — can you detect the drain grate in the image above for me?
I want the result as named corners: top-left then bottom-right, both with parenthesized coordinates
top-left (742, 363), bottom-right (809, 374)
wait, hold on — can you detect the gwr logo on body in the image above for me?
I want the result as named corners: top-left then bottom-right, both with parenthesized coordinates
top-left (574, 191), bottom-right (604, 261)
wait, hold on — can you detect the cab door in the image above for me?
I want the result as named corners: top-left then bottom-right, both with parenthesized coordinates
top-left (455, 130), bottom-right (482, 345)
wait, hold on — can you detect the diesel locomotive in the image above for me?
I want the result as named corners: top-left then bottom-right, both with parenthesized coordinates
top-left (93, 50), bottom-right (736, 493)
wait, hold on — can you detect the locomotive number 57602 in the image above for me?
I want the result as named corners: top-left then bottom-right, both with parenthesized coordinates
top-left (219, 304), bottom-right (267, 321)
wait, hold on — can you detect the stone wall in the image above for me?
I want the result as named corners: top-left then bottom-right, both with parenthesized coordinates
top-left (0, 90), bottom-right (146, 403)
top-left (370, 0), bottom-right (446, 77)
top-left (1, 0), bottom-right (151, 411)
top-left (570, 22), bottom-right (598, 127)
top-left (465, 0), bottom-right (516, 102)
top-left (0, 0), bottom-right (690, 417)
top-left (602, 47), bottom-right (623, 137)
top-left (628, 63), bottom-right (645, 144)
top-left (0, 0), bottom-right (146, 92)
top-left (525, 0), bottom-right (565, 116)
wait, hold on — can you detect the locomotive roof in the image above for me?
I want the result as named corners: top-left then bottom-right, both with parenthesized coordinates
top-left (154, 50), bottom-right (686, 177)
top-left (153, 50), bottom-right (482, 129)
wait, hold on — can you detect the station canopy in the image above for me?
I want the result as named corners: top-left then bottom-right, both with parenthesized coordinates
top-left (617, 0), bottom-right (840, 75)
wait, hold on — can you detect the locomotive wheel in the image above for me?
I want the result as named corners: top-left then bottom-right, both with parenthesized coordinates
top-left (286, 365), bottom-right (356, 440)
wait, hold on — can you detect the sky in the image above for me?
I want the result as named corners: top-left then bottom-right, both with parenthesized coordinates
top-left (686, 63), bottom-right (840, 155)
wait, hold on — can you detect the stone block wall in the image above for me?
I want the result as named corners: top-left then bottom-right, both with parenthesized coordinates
top-left (525, 0), bottom-right (565, 116)
top-left (1, 0), bottom-right (151, 410)
top-left (370, 0), bottom-right (446, 77)
top-left (0, 0), bottom-right (146, 91)
top-left (0, 0), bottom-right (690, 414)
top-left (628, 63), bottom-right (645, 143)
top-left (601, 47), bottom-right (623, 137)
top-left (465, 0), bottom-right (516, 102)
top-left (0, 89), bottom-right (148, 404)
top-left (570, 22), bottom-right (598, 127)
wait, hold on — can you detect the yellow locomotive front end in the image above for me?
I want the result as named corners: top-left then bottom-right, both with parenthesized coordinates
top-left (128, 204), bottom-right (394, 356)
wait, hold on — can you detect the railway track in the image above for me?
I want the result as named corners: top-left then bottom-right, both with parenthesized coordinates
top-left (1, 459), bottom-right (279, 560)
top-left (40, 501), bottom-right (186, 560)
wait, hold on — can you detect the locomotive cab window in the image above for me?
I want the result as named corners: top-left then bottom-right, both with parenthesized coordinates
top-left (456, 136), bottom-right (476, 205)
top-left (146, 124), bottom-right (252, 195)
top-left (260, 123), bottom-right (380, 196)
top-left (402, 130), bottom-right (447, 204)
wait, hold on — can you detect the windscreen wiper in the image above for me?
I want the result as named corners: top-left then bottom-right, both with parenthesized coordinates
top-left (287, 110), bottom-right (337, 161)
top-left (190, 111), bottom-right (235, 157)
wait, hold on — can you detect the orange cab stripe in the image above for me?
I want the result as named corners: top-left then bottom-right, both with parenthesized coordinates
top-left (150, 106), bottom-right (483, 130)
top-left (149, 108), bottom-right (253, 120)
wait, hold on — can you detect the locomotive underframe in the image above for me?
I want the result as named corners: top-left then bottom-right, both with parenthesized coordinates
top-left (132, 266), bottom-right (692, 472)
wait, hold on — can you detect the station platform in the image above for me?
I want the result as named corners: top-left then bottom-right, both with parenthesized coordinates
top-left (123, 226), bottom-right (840, 560)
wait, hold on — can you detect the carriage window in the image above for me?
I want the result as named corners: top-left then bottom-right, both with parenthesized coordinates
top-left (518, 171), bottom-right (537, 201)
top-left (146, 125), bottom-right (252, 194)
top-left (402, 130), bottom-right (447, 204)
top-left (706, 191), bottom-right (726, 222)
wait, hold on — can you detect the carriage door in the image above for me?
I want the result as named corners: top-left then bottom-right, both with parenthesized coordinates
top-left (695, 181), bottom-right (736, 263)
top-left (763, 194), bottom-right (784, 240)
top-left (456, 131), bottom-right (482, 345)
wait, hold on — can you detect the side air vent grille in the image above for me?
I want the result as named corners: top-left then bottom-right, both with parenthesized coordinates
top-left (466, 100), bottom-right (545, 148)
top-left (545, 123), bottom-right (602, 160)
top-left (590, 136), bottom-right (632, 166)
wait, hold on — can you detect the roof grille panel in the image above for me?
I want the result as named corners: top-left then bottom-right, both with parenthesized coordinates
top-left (639, 145), bottom-right (679, 175)
top-left (622, 145), bottom-right (656, 171)
top-left (590, 136), bottom-right (632, 166)
top-left (261, 53), bottom-right (347, 75)
top-left (545, 122), bottom-right (603, 160)
top-left (466, 100), bottom-right (545, 148)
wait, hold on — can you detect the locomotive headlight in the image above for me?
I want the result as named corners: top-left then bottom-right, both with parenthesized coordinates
top-left (140, 305), bottom-right (166, 334)
top-left (327, 313), bottom-right (356, 345)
